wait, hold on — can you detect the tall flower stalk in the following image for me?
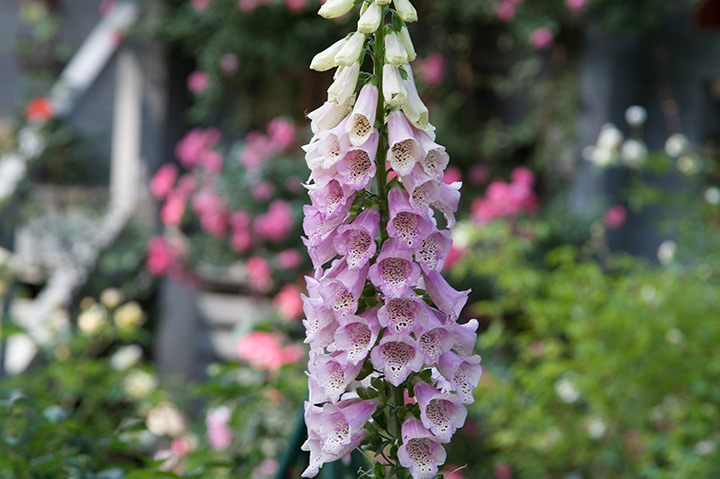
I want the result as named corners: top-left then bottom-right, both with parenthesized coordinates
top-left (301, 1), bottom-right (481, 478)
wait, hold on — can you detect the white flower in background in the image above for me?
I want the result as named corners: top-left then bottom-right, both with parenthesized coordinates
top-left (18, 127), bottom-right (45, 158)
top-left (123, 370), bottom-right (157, 400)
top-left (451, 221), bottom-right (475, 249)
top-left (695, 440), bottom-right (717, 456)
top-left (640, 285), bottom-right (659, 306)
top-left (620, 139), bottom-right (648, 168)
top-left (587, 147), bottom-right (616, 168)
top-left (676, 155), bottom-right (701, 176)
top-left (114, 301), bottom-right (144, 331)
top-left (624, 106), bottom-right (647, 127)
top-left (657, 240), bottom-right (677, 265)
top-left (100, 288), bottom-right (124, 309)
top-left (146, 401), bottom-right (186, 437)
top-left (586, 417), bottom-right (607, 439)
top-left (78, 304), bottom-right (108, 335)
top-left (665, 133), bottom-right (688, 158)
top-left (665, 328), bottom-right (684, 345)
top-left (704, 187), bottom-right (720, 205)
top-left (597, 123), bottom-right (623, 151)
top-left (555, 374), bottom-right (580, 404)
top-left (111, 344), bottom-right (143, 370)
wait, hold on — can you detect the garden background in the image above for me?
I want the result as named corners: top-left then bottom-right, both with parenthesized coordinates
top-left (1, 0), bottom-right (720, 478)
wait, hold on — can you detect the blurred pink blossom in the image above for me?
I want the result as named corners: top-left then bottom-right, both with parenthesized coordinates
top-left (443, 246), bottom-right (466, 271)
top-left (161, 188), bottom-right (189, 227)
top-left (151, 164), bottom-right (178, 200)
top-left (251, 459), bottom-right (280, 479)
top-left (206, 407), bottom-right (232, 451)
top-left (494, 463), bottom-right (513, 479)
top-left (199, 149), bottom-right (224, 173)
top-left (285, 0), bottom-right (305, 12)
top-left (99, 0), bottom-right (115, 15)
top-left (254, 200), bottom-right (294, 243)
top-left (220, 53), bottom-right (239, 75)
top-left (147, 236), bottom-right (180, 276)
top-left (603, 205), bottom-right (627, 229)
top-left (471, 167), bottom-right (538, 224)
top-left (246, 256), bottom-right (273, 293)
top-left (274, 284), bottom-right (303, 321)
top-left (496, 2), bottom-right (516, 22)
top-left (171, 436), bottom-right (195, 457)
top-left (443, 166), bottom-right (462, 185)
top-left (187, 71), bottom-right (209, 94)
top-left (252, 181), bottom-right (276, 202)
top-left (237, 331), bottom-right (302, 370)
top-left (192, 0), bottom-right (211, 11)
top-left (469, 163), bottom-right (489, 185)
top-left (192, 190), bottom-right (228, 237)
top-left (566, 0), bottom-right (588, 12)
top-left (176, 128), bottom-right (221, 169)
top-left (230, 211), bottom-right (253, 253)
top-left (268, 117), bottom-right (297, 151)
top-left (238, 0), bottom-right (257, 13)
top-left (276, 248), bottom-right (302, 269)
top-left (530, 28), bottom-right (554, 50)
top-left (417, 53), bottom-right (445, 87)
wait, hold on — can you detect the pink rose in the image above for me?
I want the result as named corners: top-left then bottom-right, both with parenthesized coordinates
top-left (254, 200), bottom-right (294, 243)
top-left (199, 149), bottom-right (224, 173)
top-left (147, 236), bottom-right (180, 276)
top-left (192, 0), bottom-right (211, 11)
top-left (187, 71), bottom-right (209, 94)
top-left (418, 53), bottom-right (445, 87)
top-left (496, 2), bottom-right (516, 22)
top-left (230, 211), bottom-right (253, 253)
top-left (443, 166), bottom-right (462, 185)
top-left (603, 204), bottom-right (627, 229)
top-left (530, 28), bottom-right (554, 50)
top-left (161, 188), bottom-right (189, 227)
top-left (276, 249), bottom-right (302, 269)
top-left (206, 407), bottom-right (232, 451)
top-left (176, 128), bottom-right (221, 169)
top-left (192, 190), bottom-right (228, 237)
top-left (237, 332), bottom-right (301, 371)
top-left (246, 256), bottom-right (273, 293)
top-left (150, 164), bottom-right (178, 200)
top-left (251, 181), bottom-right (276, 202)
top-left (566, 0), bottom-right (587, 12)
top-left (268, 117), bottom-right (297, 151)
top-left (285, 0), bottom-right (305, 12)
top-left (511, 166), bottom-right (534, 186)
top-left (274, 284), bottom-right (303, 320)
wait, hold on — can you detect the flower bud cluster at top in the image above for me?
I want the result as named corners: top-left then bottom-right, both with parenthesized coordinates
top-left (300, 1), bottom-right (482, 478)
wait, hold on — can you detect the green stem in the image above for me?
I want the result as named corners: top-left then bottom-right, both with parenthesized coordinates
top-left (392, 384), bottom-right (404, 444)
top-left (373, 9), bottom-right (389, 242)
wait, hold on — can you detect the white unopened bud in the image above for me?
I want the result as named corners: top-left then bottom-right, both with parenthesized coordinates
top-left (328, 63), bottom-right (361, 105)
top-left (308, 97), bottom-right (355, 134)
top-left (382, 64), bottom-right (407, 106)
top-left (310, 37), bottom-right (347, 72)
top-left (392, 0), bottom-right (417, 22)
top-left (318, 0), bottom-right (355, 19)
top-left (401, 67), bottom-right (429, 130)
top-left (385, 31), bottom-right (408, 66)
top-left (358, 2), bottom-right (382, 34)
top-left (335, 33), bottom-right (366, 66)
top-left (398, 27), bottom-right (417, 62)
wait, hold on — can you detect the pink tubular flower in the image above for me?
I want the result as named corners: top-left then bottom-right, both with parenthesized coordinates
top-left (443, 166), bottom-right (462, 185)
top-left (151, 164), bottom-right (179, 200)
top-left (603, 204), bottom-right (627, 229)
top-left (530, 28), bottom-right (554, 50)
top-left (274, 284), bottom-right (304, 320)
top-left (187, 71), bottom-right (209, 94)
top-left (397, 417), bottom-right (447, 479)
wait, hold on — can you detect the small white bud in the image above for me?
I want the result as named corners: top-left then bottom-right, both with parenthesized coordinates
top-left (382, 64), bottom-right (407, 106)
top-left (385, 31), bottom-right (408, 66)
top-left (358, 2), bottom-right (382, 34)
top-left (310, 37), bottom-right (347, 72)
top-left (335, 32), bottom-right (366, 67)
top-left (392, 0), bottom-right (417, 22)
top-left (318, 0), bottom-right (355, 19)
top-left (398, 27), bottom-right (417, 62)
top-left (328, 63), bottom-right (361, 105)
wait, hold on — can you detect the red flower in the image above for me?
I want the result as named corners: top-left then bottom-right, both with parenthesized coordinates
top-left (25, 97), bottom-right (54, 122)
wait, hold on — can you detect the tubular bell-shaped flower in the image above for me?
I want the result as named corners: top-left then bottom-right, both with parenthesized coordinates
top-left (301, 3), bottom-right (481, 478)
